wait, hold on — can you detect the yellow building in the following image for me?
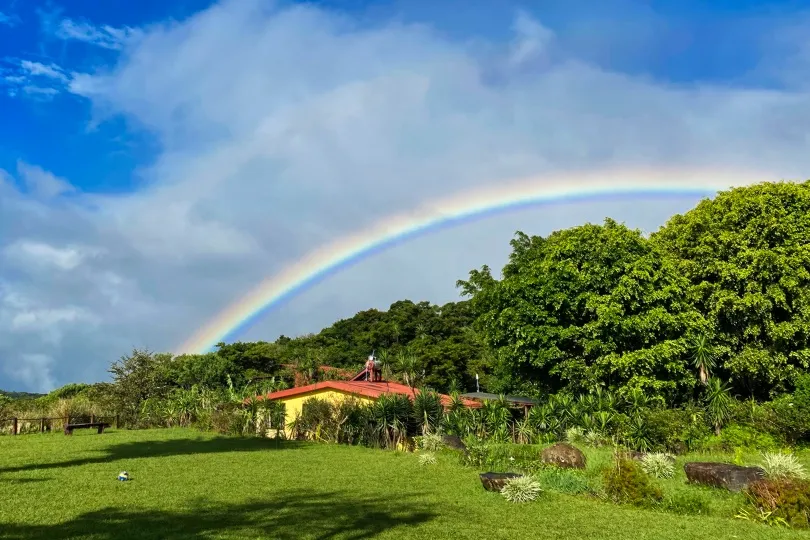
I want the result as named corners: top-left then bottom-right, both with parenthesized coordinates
top-left (257, 376), bottom-right (478, 437)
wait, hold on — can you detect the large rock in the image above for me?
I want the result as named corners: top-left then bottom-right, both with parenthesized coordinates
top-left (684, 462), bottom-right (765, 492)
top-left (480, 472), bottom-right (522, 492)
top-left (541, 443), bottom-right (586, 469)
top-left (441, 435), bottom-right (466, 452)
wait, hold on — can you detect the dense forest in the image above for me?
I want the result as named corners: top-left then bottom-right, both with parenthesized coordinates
top-left (3, 180), bottom-right (810, 447)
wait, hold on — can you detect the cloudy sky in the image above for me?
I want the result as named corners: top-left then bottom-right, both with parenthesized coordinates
top-left (1, 0), bottom-right (809, 392)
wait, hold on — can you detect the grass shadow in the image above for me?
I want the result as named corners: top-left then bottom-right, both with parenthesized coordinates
top-left (0, 489), bottom-right (436, 540)
top-left (0, 435), bottom-right (310, 474)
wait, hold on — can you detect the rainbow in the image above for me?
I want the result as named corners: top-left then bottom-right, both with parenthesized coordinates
top-left (176, 166), bottom-right (778, 354)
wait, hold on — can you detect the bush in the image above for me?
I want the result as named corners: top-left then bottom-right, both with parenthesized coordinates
top-left (641, 408), bottom-right (708, 453)
top-left (603, 459), bottom-right (663, 506)
top-left (640, 453), bottom-right (675, 479)
top-left (500, 475), bottom-right (542, 503)
top-left (761, 452), bottom-right (808, 480)
top-left (663, 491), bottom-right (710, 515)
top-left (699, 424), bottom-right (780, 453)
top-left (416, 433), bottom-right (445, 452)
top-left (745, 478), bottom-right (810, 528)
top-left (765, 397), bottom-right (810, 444)
top-left (565, 427), bottom-right (586, 445)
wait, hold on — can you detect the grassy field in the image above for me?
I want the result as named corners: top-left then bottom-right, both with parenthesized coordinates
top-left (0, 429), bottom-right (808, 540)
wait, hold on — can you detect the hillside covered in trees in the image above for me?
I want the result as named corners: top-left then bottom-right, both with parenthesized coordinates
top-left (4, 180), bottom-right (810, 442)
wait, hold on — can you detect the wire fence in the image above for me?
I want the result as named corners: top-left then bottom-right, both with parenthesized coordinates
top-left (0, 415), bottom-right (119, 435)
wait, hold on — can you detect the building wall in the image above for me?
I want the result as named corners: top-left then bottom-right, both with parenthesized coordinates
top-left (275, 388), bottom-right (375, 436)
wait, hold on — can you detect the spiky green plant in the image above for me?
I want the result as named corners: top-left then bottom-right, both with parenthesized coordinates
top-left (500, 475), bottom-right (542, 503)
top-left (761, 452), bottom-right (808, 480)
top-left (418, 452), bottom-right (437, 466)
top-left (691, 334), bottom-right (716, 386)
top-left (565, 426), bottom-right (586, 445)
top-left (705, 377), bottom-right (733, 436)
top-left (640, 452), bottom-right (675, 479)
top-left (416, 433), bottom-right (444, 452)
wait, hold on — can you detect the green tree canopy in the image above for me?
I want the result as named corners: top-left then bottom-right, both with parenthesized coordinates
top-left (458, 219), bottom-right (705, 402)
top-left (652, 181), bottom-right (810, 398)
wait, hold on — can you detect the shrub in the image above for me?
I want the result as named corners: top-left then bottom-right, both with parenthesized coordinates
top-left (761, 452), bottom-right (808, 480)
top-left (700, 424), bottom-right (780, 453)
top-left (663, 491), bottom-right (710, 515)
top-left (603, 459), bottom-right (663, 506)
top-left (764, 397), bottom-right (810, 444)
top-left (500, 475), bottom-right (542, 503)
top-left (565, 427), bottom-right (586, 445)
top-left (641, 408), bottom-right (708, 453)
top-left (745, 478), bottom-right (810, 528)
top-left (584, 430), bottom-right (609, 448)
top-left (640, 453), bottom-right (675, 479)
top-left (418, 452), bottom-right (437, 466)
top-left (416, 433), bottom-right (445, 452)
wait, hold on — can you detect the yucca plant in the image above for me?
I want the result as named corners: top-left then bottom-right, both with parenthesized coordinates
top-left (761, 452), bottom-right (808, 480)
top-left (413, 390), bottom-right (443, 435)
top-left (640, 452), bottom-right (675, 479)
top-left (514, 418), bottom-right (535, 444)
top-left (500, 475), bottom-right (542, 503)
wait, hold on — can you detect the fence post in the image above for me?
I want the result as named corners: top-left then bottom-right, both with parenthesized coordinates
top-left (115, 414), bottom-right (120, 429)
top-left (12, 417), bottom-right (17, 435)
top-left (40, 418), bottom-right (45, 433)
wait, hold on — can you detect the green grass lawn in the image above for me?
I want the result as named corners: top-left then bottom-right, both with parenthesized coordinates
top-left (0, 429), bottom-right (808, 540)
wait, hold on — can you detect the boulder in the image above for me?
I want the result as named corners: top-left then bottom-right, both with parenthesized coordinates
top-left (684, 462), bottom-right (765, 492)
top-left (441, 435), bottom-right (466, 452)
top-left (480, 472), bottom-right (522, 492)
top-left (541, 443), bottom-right (586, 469)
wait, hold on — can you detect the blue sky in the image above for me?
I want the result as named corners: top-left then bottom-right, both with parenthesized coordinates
top-left (1, 0), bottom-right (810, 392)
top-left (0, 0), bottom-right (805, 193)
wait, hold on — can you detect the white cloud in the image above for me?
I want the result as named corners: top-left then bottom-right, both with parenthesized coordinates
top-left (4, 241), bottom-right (89, 270)
top-left (3, 0), bottom-right (810, 391)
top-left (20, 60), bottom-right (68, 82)
top-left (56, 18), bottom-right (141, 50)
top-left (17, 161), bottom-right (75, 198)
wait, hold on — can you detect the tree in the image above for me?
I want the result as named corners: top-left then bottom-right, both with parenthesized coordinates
top-left (108, 349), bottom-right (173, 424)
top-left (690, 335), bottom-right (716, 386)
top-left (397, 351), bottom-right (422, 392)
top-left (458, 219), bottom-right (704, 403)
top-left (653, 180), bottom-right (810, 398)
top-left (704, 377), bottom-right (733, 436)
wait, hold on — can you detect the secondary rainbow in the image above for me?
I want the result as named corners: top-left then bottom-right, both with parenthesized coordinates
top-left (177, 166), bottom-right (777, 354)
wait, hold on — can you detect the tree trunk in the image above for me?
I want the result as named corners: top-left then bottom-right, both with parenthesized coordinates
top-left (714, 422), bottom-right (721, 436)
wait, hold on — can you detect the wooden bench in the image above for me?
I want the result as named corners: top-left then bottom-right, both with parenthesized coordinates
top-left (64, 422), bottom-right (110, 435)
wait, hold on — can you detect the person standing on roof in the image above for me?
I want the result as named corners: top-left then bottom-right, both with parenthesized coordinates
top-left (365, 355), bottom-right (375, 381)
top-left (373, 356), bottom-right (381, 382)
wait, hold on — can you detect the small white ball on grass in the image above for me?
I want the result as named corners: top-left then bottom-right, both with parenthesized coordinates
top-left (117, 471), bottom-right (129, 481)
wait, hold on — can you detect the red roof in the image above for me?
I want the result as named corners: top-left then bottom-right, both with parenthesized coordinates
top-left (255, 379), bottom-right (480, 408)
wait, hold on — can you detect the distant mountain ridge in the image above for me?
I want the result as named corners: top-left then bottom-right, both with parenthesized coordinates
top-left (0, 390), bottom-right (46, 399)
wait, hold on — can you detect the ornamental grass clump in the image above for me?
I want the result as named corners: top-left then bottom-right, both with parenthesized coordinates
top-left (418, 452), bottom-right (437, 466)
top-left (417, 433), bottom-right (445, 452)
top-left (640, 453), bottom-right (675, 479)
top-left (500, 475), bottom-right (543, 503)
top-left (761, 452), bottom-right (808, 480)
